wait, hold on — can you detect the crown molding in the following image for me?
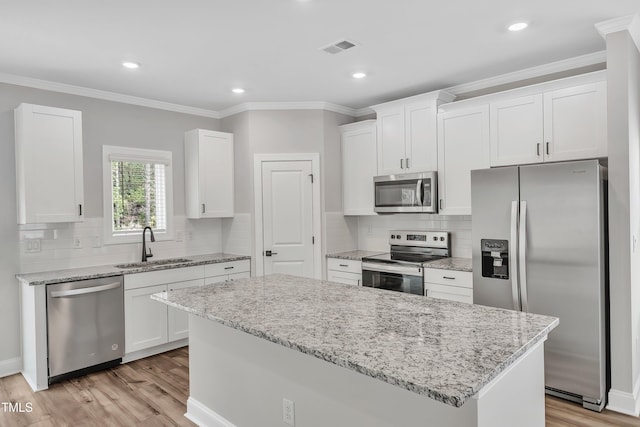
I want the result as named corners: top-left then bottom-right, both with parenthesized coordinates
top-left (218, 101), bottom-right (357, 119)
top-left (444, 50), bottom-right (606, 96)
top-left (596, 14), bottom-right (640, 50)
top-left (354, 107), bottom-right (375, 117)
top-left (0, 72), bottom-right (220, 119)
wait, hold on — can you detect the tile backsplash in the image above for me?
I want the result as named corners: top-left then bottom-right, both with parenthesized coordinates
top-left (356, 214), bottom-right (472, 258)
top-left (18, 215), bottom-right (223, 273)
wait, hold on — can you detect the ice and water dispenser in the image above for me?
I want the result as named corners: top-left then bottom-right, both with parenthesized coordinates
top-left (481, 239), bottom-right (509, 279)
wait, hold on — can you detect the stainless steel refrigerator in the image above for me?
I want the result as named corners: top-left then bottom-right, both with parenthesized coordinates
top-left (471, 159), bottom-right (607, 412)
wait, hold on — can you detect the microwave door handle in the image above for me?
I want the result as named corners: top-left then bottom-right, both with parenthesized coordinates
top-left (416, 180), bottom-right (423, 206)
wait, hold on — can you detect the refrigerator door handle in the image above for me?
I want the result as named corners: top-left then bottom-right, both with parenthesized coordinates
top-left (510, 201), bottom-right (521, 311)
top-left (519, 201), bottom-right (529, 312)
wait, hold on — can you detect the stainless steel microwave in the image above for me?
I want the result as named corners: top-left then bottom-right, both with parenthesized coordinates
top-left (374, 172), bottom-right (437, 213)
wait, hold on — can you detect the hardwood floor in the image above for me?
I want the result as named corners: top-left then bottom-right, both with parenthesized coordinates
top-left (0, 346), bottom-right (638, 426)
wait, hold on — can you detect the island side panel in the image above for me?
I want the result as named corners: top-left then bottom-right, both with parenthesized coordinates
top-left (475, 338), bottom-right (546, 427)
top-left (187, 314), bottom-right (478, 427)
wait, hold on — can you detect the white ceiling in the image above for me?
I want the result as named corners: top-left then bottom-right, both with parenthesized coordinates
top-left (1, 1), bottom-right (638, 112)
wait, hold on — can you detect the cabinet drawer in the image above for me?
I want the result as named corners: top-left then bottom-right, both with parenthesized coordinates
top-left (427, 289), bottom-right (473, 304)
top-left (204, 260), bottom-right (250, 277)
top-left (167, 278), bottom-right (203, 292)
top-left (327, 258), bottom-right (362, 274)
top-left (424, 268), bottom-right (472, 288)
top-left (425, 282), bottom-right (473, 297)
top-left (327, 270), bottom-right (362, 286)
top-left (125, 265), bottom-right (204, 290)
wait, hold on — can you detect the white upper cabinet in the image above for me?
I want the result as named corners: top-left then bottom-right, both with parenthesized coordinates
top-left (15, 103), bottom-right (84, 224)
top-left (372, 91), bottom-right (455, 176)
top-left (543, 81), bottom-right (607, 162)
top-left (490, 76), bottom-right (607, 167)
top-left (185, 129), bottom-right (234, 218)
top-left (340, 120), bottom-right (377, 216)
top-left (437, 104), bottom-right (490, 215)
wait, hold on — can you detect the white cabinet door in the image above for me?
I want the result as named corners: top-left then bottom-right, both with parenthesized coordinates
top-left (543, 81), bottom-right (607, 162)
top-left (125, 284), bottom-right (168, 353)
top-left (185, 129), bottom-right (234, 218)
top-left (15, 103), bottom-right (84, 224)
top-left (490, 95), bottom-right (544, 167)
top-left (405, 101), bottom-right (438, 172)
top-left (437, 105), bottom-right (490, 215)
top-left (327, 270), bottom-right (361, 286)
top-left (376, 108), bottom-right (406, 175)
top-left (341, 120), bottom-right (377, 215)
top-left (167, 279), bottom-right (203, 342)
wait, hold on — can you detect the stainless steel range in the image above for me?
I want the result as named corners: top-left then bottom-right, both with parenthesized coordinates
top-left (362, 230), bottom-right (450, 295)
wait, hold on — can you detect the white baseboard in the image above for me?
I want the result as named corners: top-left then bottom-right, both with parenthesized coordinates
top-left (608, 377), bottom-right (640, 416)
top-left (0, 357), bottom-right (22, 378)
top-left (186, 397), bottom-right (236, 427)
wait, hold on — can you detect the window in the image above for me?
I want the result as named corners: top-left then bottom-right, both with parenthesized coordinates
top-left (103, 146), bottom-right (173, 243)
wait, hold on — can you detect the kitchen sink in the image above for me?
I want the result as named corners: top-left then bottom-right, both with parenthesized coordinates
top-left (115, 258), bottom-right (192, 269)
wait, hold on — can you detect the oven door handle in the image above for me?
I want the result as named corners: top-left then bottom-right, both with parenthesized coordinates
top-left (362, 262), bottom-right (422, 276)
top-left (416, 179), bottom-right (423, 206)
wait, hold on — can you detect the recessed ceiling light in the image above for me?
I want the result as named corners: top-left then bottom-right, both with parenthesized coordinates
top-left (232, 88), bottom-right (245, 94)
top-left (122, 61), bottom-right (140, 69)
top-left (352, 72), bottom-right (367, 79)
top-left (508, 22), bottom-right (528, 32)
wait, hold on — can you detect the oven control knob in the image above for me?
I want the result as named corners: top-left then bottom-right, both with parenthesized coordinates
top-left (433, 236), bottom-right (438, 241)
top-left (391, 235), bottom-right (396, 239)
top-left (440, 237), bottom-right (445, 241)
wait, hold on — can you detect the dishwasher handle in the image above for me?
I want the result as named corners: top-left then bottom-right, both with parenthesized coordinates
top-left (50, 282), bottom-right (122, 298)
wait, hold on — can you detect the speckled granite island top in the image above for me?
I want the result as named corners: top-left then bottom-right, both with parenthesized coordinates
top-left (326, 250), bottom-right (385, 261)
top-left (152, 273), bottom-right (558, 407)
top-left (16, 253), bottom-right (250, 286)
top-left (424, 257), bottom-right (472, 272)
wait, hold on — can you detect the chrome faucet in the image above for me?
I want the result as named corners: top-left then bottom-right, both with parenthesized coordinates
top-left (142, 226), bottom-right (155, 262)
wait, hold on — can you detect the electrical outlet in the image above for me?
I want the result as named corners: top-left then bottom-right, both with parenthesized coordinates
top-left (73, 236), bottom-right (82, 249)
top-left (367, 224), bottom-right (373, 236)
top-left (26, 239), bottom-right (41, 253)
top-left (282, 398), bottom-right (295, 426)
top-left (176, 231), bottom-right (183, 242)
top-left (91, 235), bottom-right (102, 248)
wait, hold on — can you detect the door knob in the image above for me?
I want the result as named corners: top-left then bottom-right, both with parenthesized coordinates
top-left (265, 250), bottom-right (278, 257)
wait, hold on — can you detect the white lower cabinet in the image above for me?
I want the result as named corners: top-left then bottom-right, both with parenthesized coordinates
top-left (167, 278), bottom-right (205, 341)
top-left (204, 260), bottom-right (251, 285)
top-left (327, 258), bottom-right (362, 286)
top-left (125, 284), bottom-right (170, 353)
top-left (424, 268), bottom-right (473, 304)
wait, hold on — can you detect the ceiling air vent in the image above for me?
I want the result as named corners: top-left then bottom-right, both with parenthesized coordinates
top-left (320, 39), bottom-right (358, 54)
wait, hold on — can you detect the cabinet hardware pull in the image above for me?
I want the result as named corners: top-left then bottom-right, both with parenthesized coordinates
top-left (202, 204), bottom-right (206, 214)
top-left (439, 199), bottom-right (443, 210)
top-left (400, 158), bottom-right (404, 169)
top-left (546, 142), bottom-right (550, 155)
top-left (536, 143), bottom-right (541, 156)
top-left (406, 158), bottom-right (410, 169)
top-left (339, 264), bottom-right (348, 267)
top-left (224, 266), bottom-right (234, 270)
top-left (443, 276), bottom-right (455, 280)
top-left (79, 204), bottom-right (83, 216)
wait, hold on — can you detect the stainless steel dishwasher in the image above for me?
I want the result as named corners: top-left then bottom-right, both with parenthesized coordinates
top-left (46, 276), bottom-right (124, 383)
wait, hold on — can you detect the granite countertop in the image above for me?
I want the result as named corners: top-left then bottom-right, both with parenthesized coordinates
top-left (152, 273), bottom-right (558, 407)
top-left (16, 253), bottom-right (251, 286)
top-left (326, 250), bottom-right (385, 261)
top-left (425, 257), bottom-right (472, 272)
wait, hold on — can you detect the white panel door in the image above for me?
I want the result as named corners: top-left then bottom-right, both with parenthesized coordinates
top-left (490, 95), bottom-right (544, 166)
top-left (167, 279), bottom-right (203, 342)
top-left (262, 161), bottom-right (315, 278)
top-left (376, 108), bottom-right (406, 175)
top-left (405, 102), bottom-right (437, 172)
top-left (543, 81), bottom-right (607, 162)
top-left (437, 105), bottom-right (490, 215)
top-left (124, 284), bottom-right (168, 353)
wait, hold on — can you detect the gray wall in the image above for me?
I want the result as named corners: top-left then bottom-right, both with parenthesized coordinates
top-left (0, 82), bottom-right (219, 363)
top-left (606, 30), bottom-right (640, 401)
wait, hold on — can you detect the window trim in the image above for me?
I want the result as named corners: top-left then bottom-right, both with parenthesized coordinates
top-left (102, 145), bottom-right (174, 245)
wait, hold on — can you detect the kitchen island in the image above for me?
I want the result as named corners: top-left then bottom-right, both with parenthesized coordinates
top-left (153, 274), bottom-right (558, 427)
